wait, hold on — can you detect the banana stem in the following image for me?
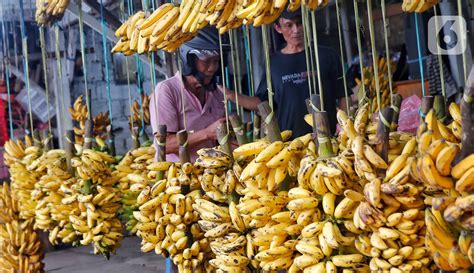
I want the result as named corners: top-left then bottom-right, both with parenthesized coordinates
top-left (390, 94), bottom-right (403, 128)
top-left (420, 96), bottom-right (434, 124)
top-left (216, 123), bottom-right (233, 161)
top-left (106, 125), bottom-right (116, 156)
top-left (253, 115), bottom-right (261, 142)
top-left (156, 125), bottom-right (167, 180)
top-left (460, 67), bottom-right (474, 158)
top-left (177, 130), bottom-right (191, 165)
top-left (65, 130), bottom-right (75, 176)
top-left (132, 127), bottom-right (141, 150)
top-left (376, 107), bottom-right (393, 169)
top-left (258, 101), bottom-right (282, 143)
top-left (433, 95), bottom-right (447, 123)
top-left (313, 111), bottom-right (335, 158)
top-left (230, 114), bottom-right (248, 145)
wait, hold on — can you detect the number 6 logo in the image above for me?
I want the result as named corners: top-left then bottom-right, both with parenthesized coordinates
top-left (428, 16), bottom-right (467, 55)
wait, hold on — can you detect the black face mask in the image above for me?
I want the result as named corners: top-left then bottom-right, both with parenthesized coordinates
top-left (193, 70), bottom-right (218, 90)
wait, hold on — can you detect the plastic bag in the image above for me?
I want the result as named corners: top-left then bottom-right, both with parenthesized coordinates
top-left (397, 95), bottom-right (421, 134)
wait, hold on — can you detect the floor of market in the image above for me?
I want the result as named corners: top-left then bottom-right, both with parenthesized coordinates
top-left (44, 236), bottom-right (166, 273)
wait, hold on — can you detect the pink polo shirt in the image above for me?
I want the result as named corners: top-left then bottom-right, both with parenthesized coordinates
top-left (150, 72), bottom-right (225, 162)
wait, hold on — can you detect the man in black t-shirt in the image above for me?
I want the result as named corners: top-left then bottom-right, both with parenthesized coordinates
top-left (221, 8), bottom-right (348, 138)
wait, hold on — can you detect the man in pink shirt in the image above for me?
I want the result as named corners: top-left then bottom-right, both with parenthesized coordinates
top-left (150, 28), bottom-right (226, 162)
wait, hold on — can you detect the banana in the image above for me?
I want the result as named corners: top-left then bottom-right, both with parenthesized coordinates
top-left (435, 144), bottom-right (459, 176)
top-left (421, 153), bottom-right (454, 189)
top-left (363, 144), bottom-right (388, 169)
top-left (452, 154), bottom-right (474, 179)
top-left (331, 254), bottom-right (364, 267)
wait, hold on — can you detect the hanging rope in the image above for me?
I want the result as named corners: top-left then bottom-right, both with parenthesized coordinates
top-left (310, 11), bottom-right (324, 110)
top-left (219, 34), bottom-right (231, 141)
top-left (39, 27), bottom-right (52, 135)
top-left (242, 26), bottom-right (255, 122)
top-left (1, 7), bottom-right (14, 139)
top-left (381, 0), bottom-right (394, 106)
top-left (127, 0), bottom-right (147, 137)
top-left (414, 13), bottom-right (426, 97)
top-left (366, 0), bottom-right (382, 112)
top-left (457, 0), bottom-right (468, 83)
top-left (229, 29), bottom-right (241, 116)
top-left (176, 55), bottom-right (188, 130)
top-left (301, 5), bottom-right (314, 97)
top-left (261, 25), bottom-right (274, 113)
top-left (77, 0), bottom-right (92, 121)
top-left (433, 7), bottom-right (446, 99)
top-left (18, 0), bottom-right (34, 135)
top-left (233, 29), bottom-right (244, 119)
top-left (335, 0), bottom-right (350, 114)
top-left (99, 0), bottom-right (114, 126)
top-left (353, 0), bottom-right (367, 103)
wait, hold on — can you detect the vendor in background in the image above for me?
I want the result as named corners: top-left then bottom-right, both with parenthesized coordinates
top-left (150, 27), bottom-right (226, 162)
top-left (222, 8), bottom-right (348, 137)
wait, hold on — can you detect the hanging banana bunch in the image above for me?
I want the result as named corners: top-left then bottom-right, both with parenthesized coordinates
top-left (112, 0), bottom-right (333, 55)
top-left (0, 183), bottom-right (45, 273)
top-left (402, 0), bottom-right (439, 13)
top-left (4, 139), bottom-right (44, 223)
top-left (412, 105), bottom-right (474, 270)
top-left (67, 149), bottom-right (123, 258)
top-left (31, 149), bottom-right (80, 245)
top-left (355, 58), bottom-right (394, 114)
top-left (69, 96), bottom-right (110, 145)
top-left (35, 0), bottom-right (70, 26)
top-left (129, 95), bottom-right (151, 130)
top-left (133, 161), bottom-right (213, 273)
top-left (114, 146), bottom-right (156, 233)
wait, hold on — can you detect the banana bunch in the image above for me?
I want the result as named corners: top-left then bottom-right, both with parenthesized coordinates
top-left (35, 0), bottom-right (69, 26)
top-left (416, 107), bottom-right (474, 270)
top-left (112, 5), bottom-right (196, 55)
top-left (68, 149), bottom-right (123, 257)
top-left (0, 183), bottom-right (45, 273)
top-left (6, 142), bottom-right (44, 223)
top-left (402, 0), bottom-right (439, 13)
top-left (355, 58), bottom-right (394, 114)
top-left (194, 147), bottom-right (243, 201)
top-left (69, 96), bottom-right (110, 145)
top-left (114, 146), bottom-right (156, 233)
top-left (129, 95), bottom-right (151, 129)
top-left (133, 161), bottom-right (212, 273)
top-left (112, 0), bottom-right (332, 55)
top-left (31, 149), bottom-right (82, 246)
top-left (448, 102), bottom-right (463, 141)
top-left (234, 133), bottom-right (310, 192)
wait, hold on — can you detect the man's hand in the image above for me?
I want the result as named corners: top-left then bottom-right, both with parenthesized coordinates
top-left (217, 85), bottom-right (235, 102)
top-left (205, 118), bottom-right (227, 140)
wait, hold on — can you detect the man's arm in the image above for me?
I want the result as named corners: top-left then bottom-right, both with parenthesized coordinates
top-left (227, 91), bottom-right (262, 112)
top-left (164, 118), bottom-right (226, 154)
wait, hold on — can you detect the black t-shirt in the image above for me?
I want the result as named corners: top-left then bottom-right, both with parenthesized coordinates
top-left (256, 46), bottom-right (346, 138)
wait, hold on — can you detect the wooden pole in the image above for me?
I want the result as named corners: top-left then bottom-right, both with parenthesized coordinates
top-left (461, 67), bottom-right (474, 158)
top-left (83, 119), bottom-right (94, 149)
top-left (216, 123), bottom-right (232, 157)
top-left (65, 130), bottom-right (75, 176)
top-left (106, 125), bottom-right (116, 156)
top-left (177, 130), bottom-right (190, 164)
top-left (376, 107), bottom-right (394, 164)
top-left (258, 101), bottom-right (282, 142)
top-left (230, 114), bottom-right (248, 145)
top-left (420, 96), bottom-right (434, 124)
top-left (253, 114), bottom-right (261, 141)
